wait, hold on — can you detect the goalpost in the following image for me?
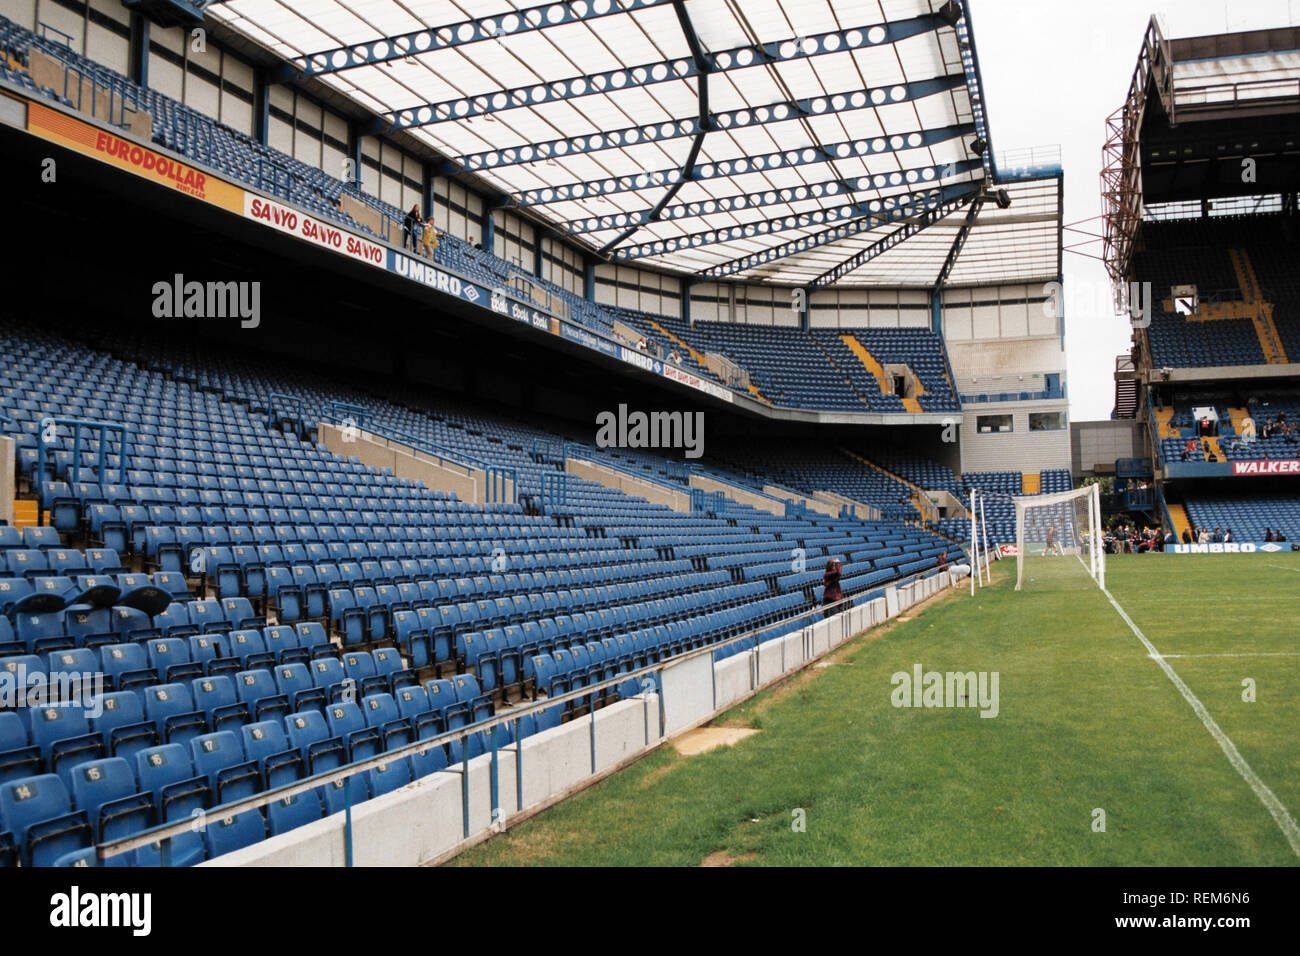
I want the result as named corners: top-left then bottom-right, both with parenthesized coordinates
top-left (1014, 483), bottom-right (1105, 591)
top-left (968, 488), bottom-right (995, 594)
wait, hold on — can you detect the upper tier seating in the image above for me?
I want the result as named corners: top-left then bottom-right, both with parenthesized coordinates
top-left (0, 14), bottom-right (963, 416)
top-left (1136, 214), bottom-right (1300, 370)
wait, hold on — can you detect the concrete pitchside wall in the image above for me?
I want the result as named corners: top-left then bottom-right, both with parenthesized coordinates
top-left (0, 436), bottom-right (13, 526)
top-left (205, 570), bottom-right (960, 866)
top-left (319, 423), bottom-right (512, 505)
top-left (688, 474), bottom-right (782, 514)
top-left (566, 457), bottom-right (692, 513)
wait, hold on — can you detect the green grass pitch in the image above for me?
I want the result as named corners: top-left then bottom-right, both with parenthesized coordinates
top-left (454, 552), bottom-right (1300, 866)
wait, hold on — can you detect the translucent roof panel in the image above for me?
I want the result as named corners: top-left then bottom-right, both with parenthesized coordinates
top-left (207, 0), bottom-right (1056, 286)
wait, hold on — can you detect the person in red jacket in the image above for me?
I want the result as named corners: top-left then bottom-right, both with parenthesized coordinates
top-left (822, 558), bottom-right (843, 619)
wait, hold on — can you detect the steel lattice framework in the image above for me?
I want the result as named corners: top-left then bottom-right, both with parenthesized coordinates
top-left (205, 0), bottom-right (1060, 287)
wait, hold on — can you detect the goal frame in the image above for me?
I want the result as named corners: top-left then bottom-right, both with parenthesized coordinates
top-left (1013, 483), bottom-right (1105, 591)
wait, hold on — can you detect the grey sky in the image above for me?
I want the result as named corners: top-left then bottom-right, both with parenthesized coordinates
top-left (970, 0), bottom-right (1299, 422)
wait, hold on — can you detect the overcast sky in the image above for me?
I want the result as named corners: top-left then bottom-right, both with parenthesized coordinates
top-left (968, 0), bottom-right (1299, 422)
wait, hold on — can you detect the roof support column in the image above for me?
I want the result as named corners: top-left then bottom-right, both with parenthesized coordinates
top-left (128, 12), bottom-right (149, 89)
top-left (347, 122), bottom-right (362, 189)
top-left (253, 69), bottom-right (269, 146)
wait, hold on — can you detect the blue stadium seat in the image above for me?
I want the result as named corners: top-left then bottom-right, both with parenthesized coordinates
top-left (0, 773), bottom-right (92, 866)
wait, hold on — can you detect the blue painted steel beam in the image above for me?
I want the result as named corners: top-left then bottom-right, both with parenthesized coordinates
top-left (808, 187), bottom-right (979, 288)
top-left (696, 183), bottom-right (977, 282)
top-left (596, 0), bottom-right (709, 257)
top-left (451, 73), bottom-right (963, 173)
top-left (512, 120), bottom-right (974, 207)
top-left (614, 176), bottom-right (982, 261)
top-left (288, 0), bottom-right (674, 79)
top-left (383, 13), bottom-right (950, 130)
top-left (932, 194), bottom-right (984, 289)
top-left (565, 158), bottom-right (982, 236)
top-left (950, 1), bottom-right (998, 182)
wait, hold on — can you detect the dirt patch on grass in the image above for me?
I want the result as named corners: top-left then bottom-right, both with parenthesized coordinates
top-left (700, 849), bottom-right (759, 867)
top-left (675, 726), bottom-right (759, 756)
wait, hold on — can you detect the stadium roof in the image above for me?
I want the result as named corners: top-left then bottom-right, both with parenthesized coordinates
top-left (208, 0), bottom-right (1061, 287)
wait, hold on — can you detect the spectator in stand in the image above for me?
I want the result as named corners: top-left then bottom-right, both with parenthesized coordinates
top-left (1265, 528), bottom-right (1275, 542)
top-left (1198, 527), bottom-right (1210, 544)
top-left (402, 204), bottom-right (421, 251)
top-left (1278, 529), bottom-right (1289, 542)
top-left (1212, 527), bottom-right (1223, 543)
top-left (420, 217), bottom-right (439, 259)
top-left (1181, 526), bottom-right (1193, 544)
top-left (1184, 437), bottom-right (1198, 459)
top-left (1223, 529), bottom-right (1234, 544)
top-left (822, 559), bottom-right (843, 619)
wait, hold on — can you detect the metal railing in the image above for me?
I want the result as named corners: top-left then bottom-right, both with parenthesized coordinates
top-left (994, 144), bottom-right (1063, 180)
top-left (485, 466), bottom-right (517, 505)
top-left (1173, 76), bottom-right (1300, 111)
top-left (540, 470), bottom-right (568, 509)
top-left (562, 443), bottom-right (689, 495)
top-left (321, 401), bottom-right (368, 434)
top-left (689, 488), bottom-right (727, 513)
top-left (266, 393), bottom-right (304, 437)
top-left (322, 416), bottom-right (493, 476)
top-left (35, 416), bottom-right (128, 522)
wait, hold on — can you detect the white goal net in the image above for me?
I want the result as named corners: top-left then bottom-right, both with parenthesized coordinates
top-left (1014, 484), bottom-right (1104, 591)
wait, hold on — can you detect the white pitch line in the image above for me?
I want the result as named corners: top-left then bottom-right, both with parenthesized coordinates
top-left (1102, 586), bottom-right (1300, 858)
top-left (1267, 564), bottom-right (1300, 573)
top-left (1155, 652), bottom-right (1300, 660)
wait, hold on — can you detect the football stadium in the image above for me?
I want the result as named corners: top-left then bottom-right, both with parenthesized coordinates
top-left (0, 0), bottom-right (1296, 906)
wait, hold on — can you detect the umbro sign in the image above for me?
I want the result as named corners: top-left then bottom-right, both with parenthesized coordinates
top-left (1169, 542), bottom-right (1288, 555)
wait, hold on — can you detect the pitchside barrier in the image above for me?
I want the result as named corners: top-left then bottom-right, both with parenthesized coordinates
top-left (91, 568), bottom-right (964, 867)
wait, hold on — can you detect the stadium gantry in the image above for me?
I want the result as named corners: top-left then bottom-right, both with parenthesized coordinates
top-left (1103, 15), bottom-right (1300, 548)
